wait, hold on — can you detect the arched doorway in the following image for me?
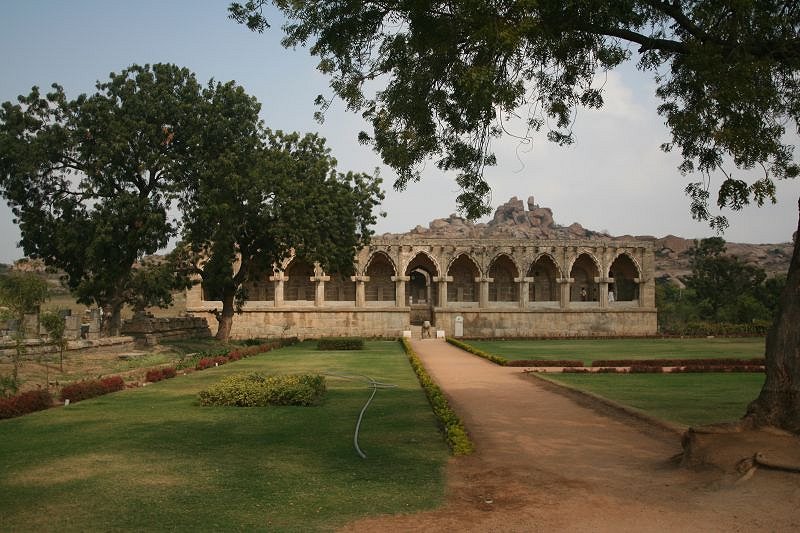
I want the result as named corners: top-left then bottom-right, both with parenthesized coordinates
top-left (570, 254), bottom-right (599, 302)
top-left (609, 254), bottom-right (640, 302)
top-left (528, 255), bottom-right (559, 303)
top-left (447, 254), bottom-right (480, 303)
top-left (405, 252), bottom-right (439, 325)
top-left (365, 252), bottom-right (396, 303)
top-left (489, 254), bottom-right (519, 302)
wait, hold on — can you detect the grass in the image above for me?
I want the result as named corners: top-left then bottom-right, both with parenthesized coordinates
top-left (462, 337), bottom-right (765, 365)
top-left (0, 341), bottom-right (448, 532)
top-left (541, 373), bottom-right (765, 427)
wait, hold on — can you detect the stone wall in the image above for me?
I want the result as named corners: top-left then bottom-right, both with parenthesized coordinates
top-left (120, 315), bottom-right (211, 343)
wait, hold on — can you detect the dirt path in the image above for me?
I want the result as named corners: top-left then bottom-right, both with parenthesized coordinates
top-left (342, 339), bottom-right (800, 532)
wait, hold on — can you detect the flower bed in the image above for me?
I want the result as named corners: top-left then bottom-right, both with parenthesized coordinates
top-left (591, 358), bottom-right (765, 367)
top-left (60, 376), bottom-right (125, 403)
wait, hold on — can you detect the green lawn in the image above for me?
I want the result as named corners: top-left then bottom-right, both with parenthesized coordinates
top-left (0, 341), bottom-right (448, 532)
top-left (463, 337), bottom-right (765, 365)
top-left (541, 373), bottom-right (765, 427)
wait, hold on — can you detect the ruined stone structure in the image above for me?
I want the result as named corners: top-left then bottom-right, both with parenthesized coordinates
top-left (186, 233), bottom-right (657, 339)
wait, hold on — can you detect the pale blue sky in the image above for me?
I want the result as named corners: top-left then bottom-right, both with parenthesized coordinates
top-left (1, 1), bottom-right (798, 263)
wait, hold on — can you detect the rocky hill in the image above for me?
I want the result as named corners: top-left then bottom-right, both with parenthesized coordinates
top-left (391, 196), bottom-right (794, 284)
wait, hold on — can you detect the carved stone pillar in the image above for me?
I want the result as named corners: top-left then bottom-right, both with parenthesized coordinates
top-left (557, 277), bottom-right (573, 309)
top-left (433, 276), bottom-right (453, 308)
top-left (311, 274), bottom-right (330, 307)
top-left (516, 276), bottom-right (534, 308)
top-left (392, 275), bottom-right (410, 307)
top-left (634, 277), bottom-right (645, 307)
top-left (597, 277), bottom-right (611, 308)
top-left (269, 272), bottom-right (286, 308)
top-left (351, 275), bottom-right (369, 307)
top-left (476, 276), bottom-right (493, 308)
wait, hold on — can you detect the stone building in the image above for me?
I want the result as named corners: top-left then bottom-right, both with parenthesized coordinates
top-left (186, 233), bottom-right (657, 339)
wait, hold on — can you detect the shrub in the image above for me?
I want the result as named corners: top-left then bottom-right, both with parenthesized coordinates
top-left (145, 369), bottom-right (164, 382)
top-left (562, 368), bottom-right (590, 373)
top-left (591, 358), bottom-right (766, 367)
top-left (161, 367), bottom-right (177, 379)
top-left (199, 373), bottom-right (326, 407)
top-left (506, 359), bottom-right (583, 367)
top-left (0, 389), bottom-right (53, 419)
top-left (629, 365), bottom-right (664, 373)
top-left (60, 376), bottom-right (125, 403)
top-left (401, 338), bottom-right (474, 455)
top-left (317, 337), bottom-right (364, 350)
top-left (446, 338), bottom-right (508, 365)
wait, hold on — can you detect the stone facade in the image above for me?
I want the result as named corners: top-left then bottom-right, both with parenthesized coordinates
top-left (186, 236), bottom-right (657, 339)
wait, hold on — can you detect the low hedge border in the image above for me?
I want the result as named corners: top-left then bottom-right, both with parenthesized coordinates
top-left (317, 337), bottom-right (365, 350)
top-left (59, 376), bottom-right (125, 403)
top-left (0, 390), bottom-right (53, 419)
top-left (401, 338), bottom-right (474, 455)
top-left (145, 367), bottom-right (178, 383)
top-left (446, 338), bottom-right (508, 365)
top-left (591, 358), bottom-right (765, 367)
top-left (446, 338), bottom-right (584, 367)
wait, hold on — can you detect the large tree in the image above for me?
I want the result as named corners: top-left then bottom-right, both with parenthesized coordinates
top-left (230, 1), bottom-right (800, 433)
top-left (1, 64), bottom-right (214, 335)
top-left (180, 82), bottom-right (383, 340)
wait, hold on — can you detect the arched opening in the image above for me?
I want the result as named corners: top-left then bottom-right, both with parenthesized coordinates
top-left (241, 268), bottom-right (275, 302)
top-left (324, 273), bottom-right (355, 302)
top-left (365, 252), bottom-right (395, 302)
top-left (489, 254), bottom-right (519, 302)
top-left (284, 258), bottom-right (315, 302)
top-left (528, 255), bottom-right (559, 302)
top-left (405, 253), bottom-right (438, 306)
top-left (447, 254), bottom-right (479, 303)
top-left (609, 254), bottom-right (640, 302)
top-left (570, 254), bottom-right (600, 302)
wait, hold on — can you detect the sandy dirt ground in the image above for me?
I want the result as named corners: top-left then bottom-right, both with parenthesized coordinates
top-left (341, 339), bottom-right (800, 532)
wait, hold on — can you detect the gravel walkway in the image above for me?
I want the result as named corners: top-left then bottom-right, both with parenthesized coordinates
top-left (342, 339), bottom-right (800, 532)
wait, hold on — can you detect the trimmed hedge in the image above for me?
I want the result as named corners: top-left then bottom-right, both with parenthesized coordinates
top-left (0, 389), bottom-right (53, 419)
top-left (59, 376), bottom-right (125, 403)
top-left (591, 358), bottom-right (766, 367)
top-left (402, 338), bottom-right (474, 455)
top-left (317, 337), bottom-right (365, 350)
top-left (670, 365), bottom-right (765, 373)
top-left (446, 338), bottom-right (508, 365)
top-left (177, 338), bottom-right (299, 370)
top-left (199, 373), bottom-right (326, 407)
top-left (506, 359), bottom-right (584, 367)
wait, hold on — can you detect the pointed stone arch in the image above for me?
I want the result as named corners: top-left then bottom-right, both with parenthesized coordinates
top-left (569, 253), bottom-right (600, 302)
top-left (527, 254), bottom-right (560, 302)
top-left (365, 251), bottom-right (396, 302)
top-left (241, 266), bottom-right (275, 302)
top-left (447, 253), bottom-right (480, 303)
top-left (608, 252), bottom-right (641, 302)
top-left (489, 253), bottom-right (519, 302)
top-left (405, 251), bottom-right (440, 306)
top-left (284, 257), bottom-right (315, 302)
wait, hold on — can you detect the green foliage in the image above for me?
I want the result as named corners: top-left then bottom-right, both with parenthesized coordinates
top-left (199, 372), bottom-right (326, 407)
top-left (401, 338), bottom-right (474, 455)
top-left (231, 2), bottom-right (798, 222)
top-left (317, 337), bottom-right (365, 350)
top-left (657, 238), bottom-right (786, 332)
top-left (0, 272), bottom-right (49, 387)
top-left (40, 308), bottom-right (68, 372)
top-left (180, 122), bottom-right (384, 340)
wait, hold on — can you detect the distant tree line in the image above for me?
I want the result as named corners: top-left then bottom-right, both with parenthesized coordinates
top-left (656, 237), bottom-right (786, 335)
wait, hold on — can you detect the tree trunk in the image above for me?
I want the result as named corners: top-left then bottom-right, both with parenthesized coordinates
top-left (744, 197), bottom-right (800, 434)
top-left (214, 288), bottom-right (236, 342)
top-left (101, 301), bottom-right (124, 337)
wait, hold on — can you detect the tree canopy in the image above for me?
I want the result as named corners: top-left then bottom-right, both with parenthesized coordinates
top-left (230, 1), bottom-right (799, 225)
top-left (230, 2), bottom-right (800, 433)
top-left (0, 64), bottom-right (237, 334)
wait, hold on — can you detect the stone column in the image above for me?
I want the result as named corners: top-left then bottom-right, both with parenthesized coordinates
top-left (311, 274), bottom-right (330, 307)
top-left (597, 277), bottom-right (611, 308)
top-left (557, 277), bottom-right (573, 309)
top-left (634, 277), bottom-right (644, 307)
top-left (516, 276), bottom-right (533, 308)
top-left (392, 275), bottom-right (409, 307)
top-left (351, 275), bottom-right (369, 307)
top-left (433, 276), bottom-right (453, 308)
top-left (476, 276), bottom-right (493, 309)
top-left (269, 272), bottom-right (286, 307)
